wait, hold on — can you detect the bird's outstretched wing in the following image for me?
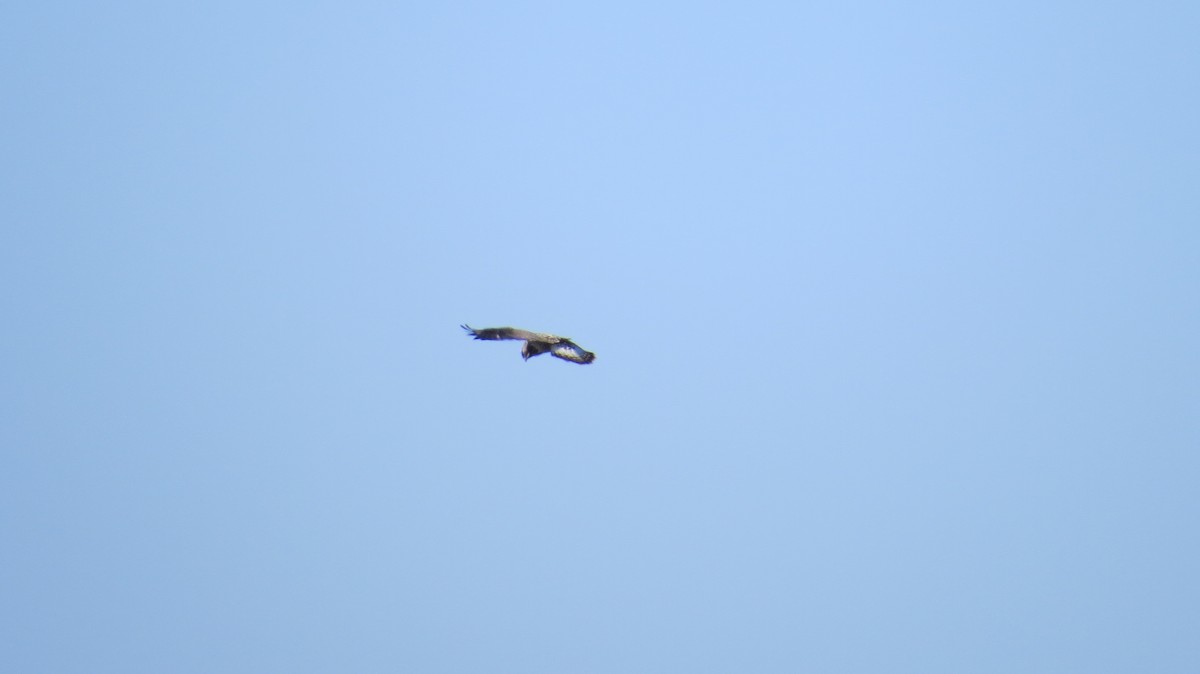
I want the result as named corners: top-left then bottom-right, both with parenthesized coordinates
top-left (461, 325), bottom-right (541, 342)
top-left (550, 340), bottom-right (596, 364)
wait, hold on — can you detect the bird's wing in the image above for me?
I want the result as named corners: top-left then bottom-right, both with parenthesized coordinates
top-left (550, 340), bottom-right (596, 364)
top-left (461, 325), bottom-right (542, 341)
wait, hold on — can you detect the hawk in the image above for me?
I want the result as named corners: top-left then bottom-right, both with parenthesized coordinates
top-left (461, 325), bottom-right (596, 364)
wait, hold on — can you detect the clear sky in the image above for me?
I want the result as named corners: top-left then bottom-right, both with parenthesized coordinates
top-left (3, 2), bottom-right (1198, 672)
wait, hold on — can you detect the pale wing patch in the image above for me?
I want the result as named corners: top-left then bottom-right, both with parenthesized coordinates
top-left (551, 342), bottom-right (595, 364)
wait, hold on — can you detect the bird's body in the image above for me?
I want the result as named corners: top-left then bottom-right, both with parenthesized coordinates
top-left (461, 325), bottom-right (596, 364)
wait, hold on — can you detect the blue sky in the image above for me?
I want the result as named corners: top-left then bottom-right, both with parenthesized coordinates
top-left (3, 2), bottom-right (1198, 672)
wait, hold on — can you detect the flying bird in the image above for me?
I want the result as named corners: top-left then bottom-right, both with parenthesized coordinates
top-left (461, 325), bottom-right (595, 364)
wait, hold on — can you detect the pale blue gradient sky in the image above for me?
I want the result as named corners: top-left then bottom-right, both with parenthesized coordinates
top-left (3, 2), bottom-right (1198, 672)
